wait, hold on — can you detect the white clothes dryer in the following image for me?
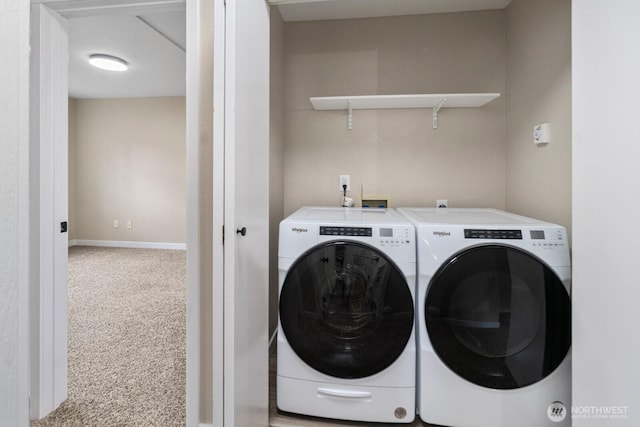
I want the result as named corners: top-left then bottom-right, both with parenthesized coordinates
top-left (397, 208), bottom-right (571, 427)
top-left (277, 207), bottom-right (416, 423)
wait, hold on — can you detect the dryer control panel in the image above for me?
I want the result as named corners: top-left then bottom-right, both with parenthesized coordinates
top-left (529, 228), bottom-right (567, 249)
top-left (464, 229), bottom-right (523, 239)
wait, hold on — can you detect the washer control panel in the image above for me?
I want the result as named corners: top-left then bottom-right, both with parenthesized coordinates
top-left (320, 226), bottom-right (372, 237)
top-left (378, 226), bottom-right (413, 247)
top-left (318, 225), bottom-right (413, 246)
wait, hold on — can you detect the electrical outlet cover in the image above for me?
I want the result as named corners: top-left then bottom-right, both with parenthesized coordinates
top-left (339, 175), bottom-right (351, 192)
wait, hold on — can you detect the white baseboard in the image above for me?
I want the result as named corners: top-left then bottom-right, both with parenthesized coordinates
top-left (69, 239), bottom-right (186, 250)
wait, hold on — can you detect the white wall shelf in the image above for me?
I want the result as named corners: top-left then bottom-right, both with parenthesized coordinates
top-left (309, 93), bottom-right (500, 129)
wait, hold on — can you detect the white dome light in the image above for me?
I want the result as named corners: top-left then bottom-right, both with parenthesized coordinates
top-left (89, 54), bottom-right (128, 72)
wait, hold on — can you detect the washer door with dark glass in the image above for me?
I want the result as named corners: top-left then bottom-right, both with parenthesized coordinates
top-left (279, 241), bottom-right (414, 379)
top-left (425, 245), bottom-right (571, 390)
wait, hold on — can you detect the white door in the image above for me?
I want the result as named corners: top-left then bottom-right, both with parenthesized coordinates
top-left (29, 4), bottom-right (69, 419)
top-left (217, 0), bottom-right (270, 425)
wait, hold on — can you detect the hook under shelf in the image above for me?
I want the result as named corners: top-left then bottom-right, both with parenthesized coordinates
top-left (432, 97), bottom-right (447, 129)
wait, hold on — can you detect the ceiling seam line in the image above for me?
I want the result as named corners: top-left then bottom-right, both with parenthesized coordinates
top-left (136, 15), bottom-right (186, 52)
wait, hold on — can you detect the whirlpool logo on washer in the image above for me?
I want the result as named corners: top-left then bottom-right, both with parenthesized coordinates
top-left (291, 227), bottom-right (308, 233)
top-left (432, 231), bottom-right (451, 237)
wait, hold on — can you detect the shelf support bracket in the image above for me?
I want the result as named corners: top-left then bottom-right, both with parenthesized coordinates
top-left (432, 97), bottom-right (447, 129)
top-left (347, 100), bottom-right (353, 130)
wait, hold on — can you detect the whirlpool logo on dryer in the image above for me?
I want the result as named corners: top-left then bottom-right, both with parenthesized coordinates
top-left (433, 231), bottom-right (451, 237)
top-left (291, 227), bottom-right (308, 233)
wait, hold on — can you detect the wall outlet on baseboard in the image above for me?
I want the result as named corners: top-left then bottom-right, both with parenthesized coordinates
top-left (437, 199), bottom-right (448, 208)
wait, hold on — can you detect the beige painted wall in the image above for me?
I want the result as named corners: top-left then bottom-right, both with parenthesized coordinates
top-left (283, 11), bottom-right (507, 215)
top-left (70, 97), bottom-right (186, 244)
top-left (68, 97), bottom-right (78, 241)
top-left (197, 0), bottom-right (214, 420)
top-left (505, 0), bottom-right (572, 236)
top-left (270, 8), bottom-right (285, 337)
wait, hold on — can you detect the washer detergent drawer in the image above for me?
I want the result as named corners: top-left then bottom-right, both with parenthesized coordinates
top-left (277, 375), bottom-right (415, 423)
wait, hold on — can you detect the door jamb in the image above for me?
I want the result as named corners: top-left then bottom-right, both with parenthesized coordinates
top-left (212, 0), bottom-right (226, 425)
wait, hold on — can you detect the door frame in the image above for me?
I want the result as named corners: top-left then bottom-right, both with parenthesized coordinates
top-left (212, 0), bottom-right (226, 425)
top-left (29, 1), bottom-right (202, 425)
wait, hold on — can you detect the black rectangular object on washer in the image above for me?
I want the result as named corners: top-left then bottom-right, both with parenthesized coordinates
top-left (320, 226), bottom-right (373, 237)
top-left (464, 229), bottom-right (523, 239)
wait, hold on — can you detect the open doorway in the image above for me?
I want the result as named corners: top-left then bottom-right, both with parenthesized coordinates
top-left (37, 9), bottom-right (187, 427)
top-left (30, 1), bottom-right (271, 425)
top-left (29, 2), bottom-right (200, 425)
top-left (65, 10), bottom-right (187, 251)
top-left (61, 14), bottom-right (187, 417)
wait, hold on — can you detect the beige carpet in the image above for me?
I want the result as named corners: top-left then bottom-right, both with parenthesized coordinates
top-left (31, 246), bottom-right (186, 427)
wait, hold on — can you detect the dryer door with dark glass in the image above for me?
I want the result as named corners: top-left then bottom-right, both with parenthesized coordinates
top-left (425, 244), bottom-right (571, 390)
top-left (279, 241), bottom-right (414, 379)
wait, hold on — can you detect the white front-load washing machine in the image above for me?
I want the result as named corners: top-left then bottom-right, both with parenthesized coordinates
top-left (277, 206), bottom-right (416, 423)
top-left (397, 208), bottom-right (572, 427)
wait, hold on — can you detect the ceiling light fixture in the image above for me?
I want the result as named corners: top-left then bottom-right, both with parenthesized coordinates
top-left (88, 54), bottom-right (128, 72)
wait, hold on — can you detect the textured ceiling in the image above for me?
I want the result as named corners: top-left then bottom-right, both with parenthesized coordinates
top-left (68, 10), bottom-right (186, 99)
